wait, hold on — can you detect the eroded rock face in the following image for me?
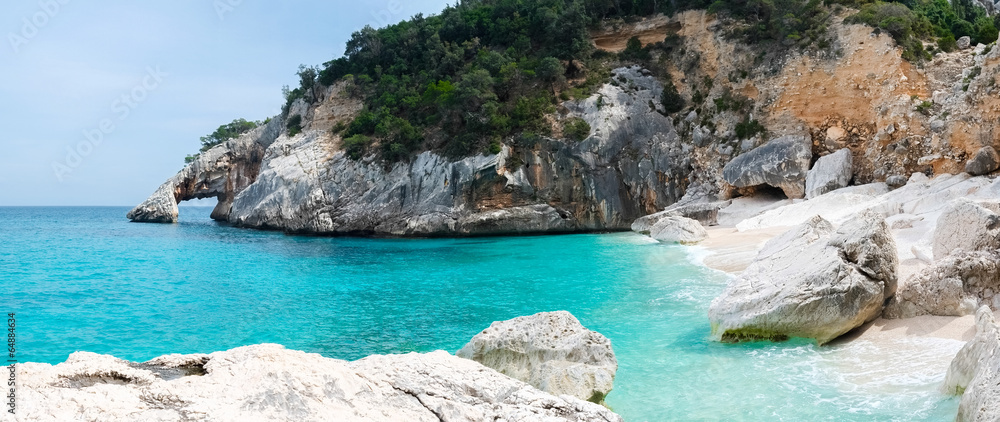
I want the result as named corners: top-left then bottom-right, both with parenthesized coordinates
top-left (884, 250), bottom-right (1000, 318)
top-left (944, 306), bottom-right (1000, 422)
top-left (708, 211), bottom-right (898, 345)
top-left (127, 119), bottom-right (282, 223)
top-left (133, 66), bottom-right (695, 236)
top-left (7, 344), bottom-right (621, 422)
top-left (722, 135), bottom-right (813, 199)
top-left (805, 148), bottom-right (853, 199)
top-left (965, 146), bottom-right (1000, 176)
top-left (456, 311), bottom-right (617, 404)
top-left (932, 199), bottom-right (1000, 260)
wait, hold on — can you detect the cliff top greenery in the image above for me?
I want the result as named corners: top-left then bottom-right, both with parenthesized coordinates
top-left (207, 0), bottom-right (996, 164)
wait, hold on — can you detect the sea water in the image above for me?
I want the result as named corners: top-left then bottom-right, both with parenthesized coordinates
top-left (0, 206), bottom-right (961, 421)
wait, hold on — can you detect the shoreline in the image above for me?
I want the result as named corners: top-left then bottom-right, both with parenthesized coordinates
top-left (683, 177), bottom-right (995, 345)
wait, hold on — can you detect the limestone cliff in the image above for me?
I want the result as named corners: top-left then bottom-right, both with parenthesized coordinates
top-left (129, 12), bottom-right (1000, 235)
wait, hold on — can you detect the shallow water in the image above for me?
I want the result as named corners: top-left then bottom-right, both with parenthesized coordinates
top-left (0, 207), bottom-right (961, 420)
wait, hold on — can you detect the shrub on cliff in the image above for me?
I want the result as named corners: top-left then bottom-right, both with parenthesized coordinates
top-left (661, 80), bottom-right (685, 114)
top-left (286, 115), bottom-right (303, 137)
top-left (199, 118), bottom-right (261, 152)
top-left (343, 134), bottom-right (371, 160)
top-left (563, 117), bottom-right (591, 141)
top-left (845, 0), bottom-right (998, 60)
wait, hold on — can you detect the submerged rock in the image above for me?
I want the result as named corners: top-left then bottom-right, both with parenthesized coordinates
top-left (722, 135), bottom-right (813, 199)
top-left (9, 344), bottom-right (621, 422)
top-left (708, 211), bottom-right (898, 345)
top-left (944, 306), bottom-right (1000, 422)
top-left (805, 148), bottom-right (853, 199)
top-left (884, 250), bottom-right (1000, 318)
top-left (456, 311), bottom-right (617, 404)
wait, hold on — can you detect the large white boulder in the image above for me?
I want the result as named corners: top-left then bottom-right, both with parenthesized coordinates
top-left (456, 311), bottom-right (617, 404)
top-left (805, 148), bottom-right (853, 199)
top-left (6, 344), bottom-right (621, 422)
top-left (648, 215), bottom-right (708, 244)
top-left (932, 199), bottom-right (1000, 260)
top-left (944, 306), bottom-right (1000, 421)
top-left (722, 135), bottom-right (813, 199)
top-left (708, 211), bottom-right (898, 345)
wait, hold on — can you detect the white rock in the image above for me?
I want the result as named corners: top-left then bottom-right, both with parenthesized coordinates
top-left (709, 211), bottom-right (897, 345)
top-left (944, 307), bottom-right (1000, 421)
top-left (648, 215), bottom-right (708, 244)
top-left (885, 250), bottom-right (1000, 318)
top-left (932, 198), bottom-right (1000, 260)
top-left (805, 148), bottom-right (853, 199)
top-left (6, 344), bottom-right (621, 422)
top-left (456, 311), bottom-right (617, 404)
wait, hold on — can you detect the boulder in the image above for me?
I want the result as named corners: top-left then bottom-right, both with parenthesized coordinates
top-left (958, 36), bottom-right (972, 50)
top-left (648, 215), bottom-right (708, 244)
top-left (965, 146), bottom-right (1000, 176)
top-left (8, 344), bottom-right (621, 422)
top-left (708, 211), bottom-right (898, 345)
top-left (456, 311), bottom-right (617, 404)
top-left (932, 199), bottom-right (1000, 260)
top-left (884, 250), bottom-right (1000, 318)
top-left (722, 135), bottom-right (813, 199)
top-left (805, 148), bottom-right (853, 199)
top-left (886, 175), bottom-right (908, 189)
top-left (944, 306), bottom-right (1000, 422)
top-left (631, 200), bottom-right (731, 230)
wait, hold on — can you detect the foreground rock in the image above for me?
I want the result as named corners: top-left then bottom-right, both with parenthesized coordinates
top-left (943, 306), bottom-right (1000, 421)
top-left (805, 148), bottom-right (853, 199)
top-left (884, 250), bottom-right (1000, 318)
top-left (708, 211), bottom-right (898, 345)
top-left (456, 311), bottom-right (617, 404)
top-left (722, 135), bottom-right (813, 199)
top-left (8, 344), bottom-right (621, 422)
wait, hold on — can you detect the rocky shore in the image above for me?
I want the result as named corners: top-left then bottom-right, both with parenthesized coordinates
top-left (3, 312), bottom-right (620, 422)
top-left (635, 171), bottom-right (1000, 421)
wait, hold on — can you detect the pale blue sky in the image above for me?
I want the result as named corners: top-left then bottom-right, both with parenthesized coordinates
top-left (0, 0), bottom-right (451, 205)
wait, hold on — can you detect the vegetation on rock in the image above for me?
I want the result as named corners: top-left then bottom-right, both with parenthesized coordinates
top-left (185, 118), bottom-right (263, 163)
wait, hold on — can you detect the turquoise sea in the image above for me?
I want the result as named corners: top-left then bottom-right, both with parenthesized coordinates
top-left (1, 206), bottom-right (962, 421)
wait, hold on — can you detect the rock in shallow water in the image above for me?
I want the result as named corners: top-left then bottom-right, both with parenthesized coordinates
top-left (944, 306), bottom-right (1000, 422)
top-left (6, 344), bottom-right (621, 422)
top-left (708, 211), bottom-right (898, 345)
top-left (456, 311), bottom-right (617, 404)
top-left (648, 215), bottom-right (708, 244)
